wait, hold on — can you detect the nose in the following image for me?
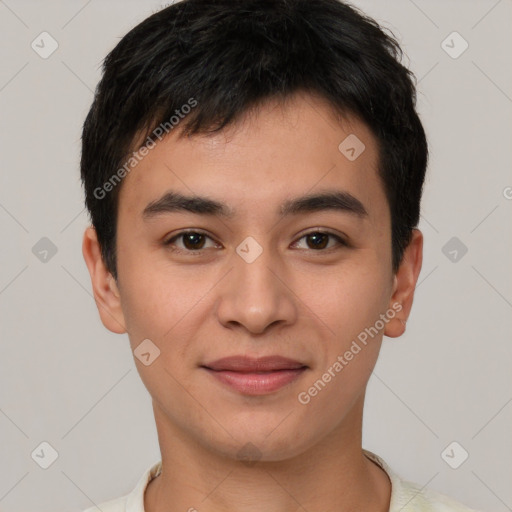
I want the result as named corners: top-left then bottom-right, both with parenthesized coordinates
top-left (215, 241), bottom-right (298, 335)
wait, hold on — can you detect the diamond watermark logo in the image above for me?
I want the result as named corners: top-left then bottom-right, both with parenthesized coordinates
top-left (32, 237), bottom-right (58, 263)
top-left (236, 236), bottom-right (263, 263)
top-left (441, 31), bottom-right (468, 59)
top-left (134, 338), bottom-right (161, 366)
top-left (236, 442), bottom-right (262, 467)
top-left (442, 236), bottom-right (468, 263)
top-left (441, 441), bottom-right (469, 469)
top-left (31, 31), bottom-right (59, 59)
top-left (338, 134), bottom-right (366, 161)
top-left (31, 441), bottom-right (59, 469)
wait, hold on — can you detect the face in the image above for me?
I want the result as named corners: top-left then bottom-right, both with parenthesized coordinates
top-left (83, 91), bottom-right (422, 462)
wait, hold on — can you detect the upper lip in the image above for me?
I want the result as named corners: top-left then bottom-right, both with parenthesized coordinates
top-left (202, 356), bottom-right (307, 372)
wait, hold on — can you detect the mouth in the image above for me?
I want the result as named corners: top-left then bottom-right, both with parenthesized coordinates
top-left (200, 356), bottom-right (308, 395)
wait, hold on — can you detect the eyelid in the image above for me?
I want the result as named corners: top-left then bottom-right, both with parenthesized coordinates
top-left (164, 228), bottom-right (349, 253)
top-left (292, 228), bottom-right (349, 249)
top-left (163, 229), bottom-right (219, 248)
top-left (164, 228), bottom-right (211, 241)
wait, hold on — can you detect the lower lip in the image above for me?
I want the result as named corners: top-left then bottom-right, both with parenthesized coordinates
top-left (203, 367), bottom-right (307, 395)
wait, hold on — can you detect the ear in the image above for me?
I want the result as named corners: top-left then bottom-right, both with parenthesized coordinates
top-left (384, 229), bottom-right (423, 338)
top-left (82, 226), bottom-right (127, 334)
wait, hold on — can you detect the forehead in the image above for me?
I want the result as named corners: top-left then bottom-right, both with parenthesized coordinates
top-left (117, 93), bottom-right (389, 226)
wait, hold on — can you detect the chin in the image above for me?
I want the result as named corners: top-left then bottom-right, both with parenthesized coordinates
top-left (206, 425), bottom-right (317, 464)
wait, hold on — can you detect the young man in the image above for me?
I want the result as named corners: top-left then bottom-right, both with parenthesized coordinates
top-left (81, 0), bottom-right (480, 510)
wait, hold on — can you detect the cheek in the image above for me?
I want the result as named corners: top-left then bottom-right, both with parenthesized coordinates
top-left (301, 263), bottom-right (391, 344)
top-left (120, 280), bottom-right (184, 343)
top-left (116, 239), bottom-right (170, 334)
top-left (118, 274), bottom-right (197, 394)
top-left (118, 259), bottom-right (214, 357)
top-left (294, 269), bottom-right (388, 417)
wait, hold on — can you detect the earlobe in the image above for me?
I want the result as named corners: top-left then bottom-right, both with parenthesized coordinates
top-left (82, 226), bottom-right (127, 334)
top-left (384, 229), bottom-right (423, 339)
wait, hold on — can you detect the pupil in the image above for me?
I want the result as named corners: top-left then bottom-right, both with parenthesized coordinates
top-left (184, 233), bottom-right (205, 250)
top-left (308, 233), bottom-right (328, 249)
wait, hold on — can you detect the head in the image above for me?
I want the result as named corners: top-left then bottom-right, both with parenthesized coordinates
top-left (82, 0), bottom-right (426, 461)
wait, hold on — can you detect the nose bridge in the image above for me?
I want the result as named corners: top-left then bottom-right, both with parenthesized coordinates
top-left (236, 238), bottom-right (277, 296)
top-left (216, 235), bottom-right (297, 333)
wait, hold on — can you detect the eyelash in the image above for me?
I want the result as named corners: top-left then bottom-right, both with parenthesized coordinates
top-left (163, 229), bottom-right (349, 255)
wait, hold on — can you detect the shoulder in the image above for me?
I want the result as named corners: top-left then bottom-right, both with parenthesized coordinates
top-left (362, 449), bottom-right (482, 512)
top-left (396, 478), bottom-right (482, 512)
top-left (81, 459), bottom-right (161, 512)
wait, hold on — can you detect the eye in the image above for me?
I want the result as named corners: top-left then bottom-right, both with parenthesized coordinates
top-left (163, 230), bottom-right (219, 253)
top-left (292, 230), bottom-right (348, 251)
top-left (163, 229), bottom-right (349, 255)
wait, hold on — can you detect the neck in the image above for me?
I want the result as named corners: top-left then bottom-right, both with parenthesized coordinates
top-left (144, 396), bottom-right (391, 512)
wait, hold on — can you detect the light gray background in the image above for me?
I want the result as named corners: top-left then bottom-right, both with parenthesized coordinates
top-left (0, 1), bottom-right (511, 511)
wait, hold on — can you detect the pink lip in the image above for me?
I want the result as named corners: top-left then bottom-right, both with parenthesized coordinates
top-left (203, 355), bottom-right (306, 372)
top-left (201, 356), bottom-right (308, 395)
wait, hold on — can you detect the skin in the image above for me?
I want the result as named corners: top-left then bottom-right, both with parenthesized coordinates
top-left (83, 91), bottom-right (423, 512)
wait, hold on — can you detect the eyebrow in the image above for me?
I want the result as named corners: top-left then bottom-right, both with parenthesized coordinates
top-left (142, 190), bottom-right (368, 221)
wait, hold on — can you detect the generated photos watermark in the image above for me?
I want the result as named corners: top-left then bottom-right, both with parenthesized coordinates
top-left (93, 97), bottom-right (198, 200)
top-left (297, 302), bottom-right (403, 405)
